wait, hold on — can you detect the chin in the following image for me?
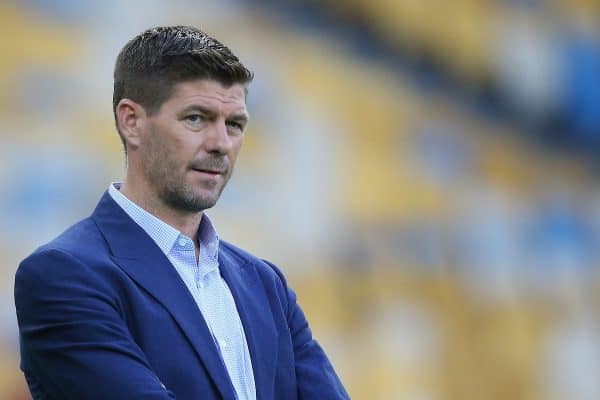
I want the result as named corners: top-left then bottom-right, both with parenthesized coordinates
top-left (193, 192), bottom-right (222, 210)
top-left (160, 188), bottom-right (219, 213)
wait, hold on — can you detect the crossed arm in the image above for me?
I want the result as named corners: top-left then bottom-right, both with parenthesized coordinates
top-left (15, 248), bottom-right (349, 399)
top-left (15, 249), bottom-right (175, 400)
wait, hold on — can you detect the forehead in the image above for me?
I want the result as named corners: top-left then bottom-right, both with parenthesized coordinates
top-left (163, 79), bottom-right (248, 114)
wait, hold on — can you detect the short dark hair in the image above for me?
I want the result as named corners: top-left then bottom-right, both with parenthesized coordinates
top-left (113, 25), bottom-right (253, 154)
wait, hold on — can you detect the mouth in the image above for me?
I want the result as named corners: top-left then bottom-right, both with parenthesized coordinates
top-left (189, 158), bottom-right (228, 179)
top-left (190, 168), bottom-right (224, 178)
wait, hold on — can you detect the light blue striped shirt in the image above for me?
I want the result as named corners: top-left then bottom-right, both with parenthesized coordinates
top-left (109, 183), bottom-right (256, 400)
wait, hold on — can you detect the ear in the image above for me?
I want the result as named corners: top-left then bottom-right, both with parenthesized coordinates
top-left (116, 98), bottom-right (147, 151)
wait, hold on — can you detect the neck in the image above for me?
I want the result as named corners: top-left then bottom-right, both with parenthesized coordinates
top-left (119, 180), bottom-right (203, 240)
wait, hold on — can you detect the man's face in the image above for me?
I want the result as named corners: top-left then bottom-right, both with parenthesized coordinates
top-left (139, 79), bottom-right (248, 213)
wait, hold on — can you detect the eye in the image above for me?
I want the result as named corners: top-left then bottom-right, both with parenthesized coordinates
top-left (184, 114), bottom-right (204, 124)
top-left (226, 121), bottom-right (244, 131)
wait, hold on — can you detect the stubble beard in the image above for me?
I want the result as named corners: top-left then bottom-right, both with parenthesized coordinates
top-left (147, 159), bottom-right (230, 213)
top-left (160, 174), bottom-right (227, 213)
top-left (142, 132), bottom-right (230, 214)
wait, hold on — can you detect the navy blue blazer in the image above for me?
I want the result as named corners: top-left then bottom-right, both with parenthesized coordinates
top-left (14, 192), bottom-right (349, 399)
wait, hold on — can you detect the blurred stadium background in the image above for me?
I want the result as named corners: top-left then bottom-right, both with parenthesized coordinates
top-left (1, 0), bottom-right (600, 399)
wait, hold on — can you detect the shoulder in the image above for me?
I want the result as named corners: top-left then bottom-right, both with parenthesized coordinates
top-left (15, 217), bottom-right (125, 315)
top-left (16, 216), bottom-right (110, 283)
top-left (219, 240), bottom-right (288, 283)
top-left (219, 240), bottom-right (293, 310)
top-left (27, 216), bottom-right (106, 257)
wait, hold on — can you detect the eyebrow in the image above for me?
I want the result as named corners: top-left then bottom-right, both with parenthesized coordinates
top-left (180, 105), bottom-right (249, 124)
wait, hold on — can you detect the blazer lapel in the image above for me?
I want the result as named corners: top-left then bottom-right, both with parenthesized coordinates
top-left (219, 248), bottom-right (279, 400)
top-left (91, 192), bottom-right (236, 400)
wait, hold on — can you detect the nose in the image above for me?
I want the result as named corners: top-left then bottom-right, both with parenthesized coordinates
top-left (203, 119), bottom-right (232, 154)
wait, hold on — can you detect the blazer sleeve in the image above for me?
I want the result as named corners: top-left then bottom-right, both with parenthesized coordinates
top-left (14, 248), bottom-right (175, 400)
top-left (265, 261), bottom-right (350, 400)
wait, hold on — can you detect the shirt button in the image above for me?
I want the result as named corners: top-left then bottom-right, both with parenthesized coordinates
top-left (178, 238), bottom-right (187, 247)
top-left (198, 280), bottom-right (205, 289)
top-left (219, 339), bottom-right (227, 349)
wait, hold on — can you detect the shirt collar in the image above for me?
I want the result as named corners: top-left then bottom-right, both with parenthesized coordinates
top-left (108, 182), bottom-right (220, 260)
top-left (198, 209), bottom-right (220, 262)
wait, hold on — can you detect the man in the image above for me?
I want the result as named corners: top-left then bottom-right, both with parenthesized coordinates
top-left (14, 26), bottom-right (349, 400)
